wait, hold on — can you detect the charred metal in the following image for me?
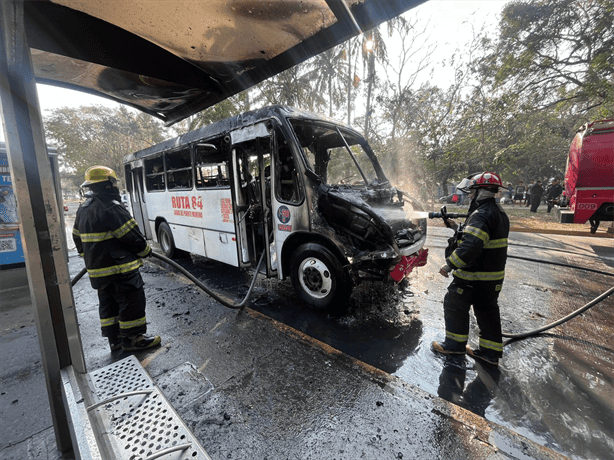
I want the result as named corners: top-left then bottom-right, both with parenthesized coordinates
top-left (316, 184), bottom-right (426, 283)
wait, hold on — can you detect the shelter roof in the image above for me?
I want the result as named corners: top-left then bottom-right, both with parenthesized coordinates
top-left (25, 0), bottom-right (425, 125)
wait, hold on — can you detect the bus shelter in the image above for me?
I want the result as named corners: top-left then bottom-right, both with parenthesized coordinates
top-left (0, 0), bottom-right (425, 456)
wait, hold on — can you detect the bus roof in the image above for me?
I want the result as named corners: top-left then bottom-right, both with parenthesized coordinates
top-left (123, 105), bottom-right (357, 163)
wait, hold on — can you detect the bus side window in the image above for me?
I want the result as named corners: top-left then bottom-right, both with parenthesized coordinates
top-left (276, 132), bottom-right (300, 203)
top-left (166, 148), bottom-right (192, 189)
top-left (145, 157), bottom-right (165, 191)
top-left (194, 139), bottom-right (228, 189)
top-left (195, 161), bottom-right (229, 188)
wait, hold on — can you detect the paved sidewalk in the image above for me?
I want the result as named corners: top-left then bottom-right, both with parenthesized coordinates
top-left (0, 266), bottom-right (70, 460)
top-left (1, 242), bottom-right (580, 459)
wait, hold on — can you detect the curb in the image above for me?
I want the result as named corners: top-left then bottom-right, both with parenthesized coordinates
top-left (509, 227), bottom-right (614, 238)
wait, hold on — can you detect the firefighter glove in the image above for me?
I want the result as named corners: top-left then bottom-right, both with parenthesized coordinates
top-left (439, 264), bottom-right (452, 278)
top-left (444, 218), bottom-right (458, 231)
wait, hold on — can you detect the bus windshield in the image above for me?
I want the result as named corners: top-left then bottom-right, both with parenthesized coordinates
top-left (289, 119), bottom-right (385, 186)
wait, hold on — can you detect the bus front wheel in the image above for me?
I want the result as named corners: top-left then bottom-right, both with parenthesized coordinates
top-left (290, 243), bottom-right (350, 313)
top-left (157, 222), bottom-right (176, 258)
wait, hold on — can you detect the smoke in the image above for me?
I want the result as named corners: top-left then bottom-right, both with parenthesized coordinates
top-left (381, 135), bottom-right (432, 203)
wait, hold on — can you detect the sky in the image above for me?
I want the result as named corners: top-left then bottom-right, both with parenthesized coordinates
top-left (0, 0), bottom-right (508, 142)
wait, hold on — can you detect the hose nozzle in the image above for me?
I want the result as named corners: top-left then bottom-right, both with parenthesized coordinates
top-left (428, 205), bottom-right (468, 220)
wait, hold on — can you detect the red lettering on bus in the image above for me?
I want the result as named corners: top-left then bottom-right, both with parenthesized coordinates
top-left (172, 195), bottom-right (204, 210)
top-left (221, 198), bottom-right (232, 222)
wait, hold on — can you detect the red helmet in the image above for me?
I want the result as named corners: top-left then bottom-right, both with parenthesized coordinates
top-left (465, 172), bottom-right (503, 190)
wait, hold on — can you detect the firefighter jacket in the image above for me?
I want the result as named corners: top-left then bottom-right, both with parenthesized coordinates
top-left (445, 197), bottom-right (509, 282)
top-left (73, 191), bottom-right (151, 289)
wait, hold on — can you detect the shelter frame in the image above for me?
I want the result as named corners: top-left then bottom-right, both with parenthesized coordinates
top-left (0, 0), bottom-right (85, 453)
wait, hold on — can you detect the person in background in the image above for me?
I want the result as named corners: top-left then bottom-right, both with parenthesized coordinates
top-left (73, 166), bottom-right (160, 352)
top-left (432, 172), bottom-right (510, 367)
top-left (514, 181), bottom-right (526, 205)
top-left (546, 178), bottom-right (563, 213)
top-left (525, 180), bottom-right (535, 207)
top-left (529, 180), bottom-right (544, 213)
top-left (506, 184), bottom-right (514, 206)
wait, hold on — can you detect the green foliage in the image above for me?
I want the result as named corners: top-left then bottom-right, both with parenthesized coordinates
top-left (44, 106), bottom-right (167, 188)
top-left (252, 62), bottom-right (320, 111)
top-left (43, 2), bottom-right (613, 200)
top-left (173, 92), bottom-right (251, 135)
top-left (305, 47), bottom-right (349, 117)
top-left (494, 0), bottom-right (614, 114)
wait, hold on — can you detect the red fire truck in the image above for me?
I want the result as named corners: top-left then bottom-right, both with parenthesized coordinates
top-left (555, 119), bottom-right (614, 233)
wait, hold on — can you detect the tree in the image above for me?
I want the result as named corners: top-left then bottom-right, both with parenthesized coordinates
top-left (172, 92), bottom-right (251, 135)
top-left (344, 37), bottom-right (362, 125)
top-left (252, 62), bottom-right (318, 111)
top-left (44, 106), bottom-right (167, 187)
top-left (494, 0), bottom-right (614, 116)
top-left (379, 15), bottom-right (435, 141)
top-left (361, 27), bottom-right (388, 141)
top-left (305, 46), bottom-right (349, 118)
top-left (489, 99), bottom-right (574, 182)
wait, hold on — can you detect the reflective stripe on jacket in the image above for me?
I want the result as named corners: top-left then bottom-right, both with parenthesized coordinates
top-left (73, 193), bottom-right (151, 289)
top-left (446, 198), bottom-right (509, 282)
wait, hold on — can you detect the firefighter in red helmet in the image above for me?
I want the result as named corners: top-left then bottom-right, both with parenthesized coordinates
top-left (432, 172), bottom-right (510, 366)
top-left (73, 166), bottom-right (160, 352)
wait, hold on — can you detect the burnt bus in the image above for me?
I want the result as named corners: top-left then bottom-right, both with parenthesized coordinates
top-left (123, 106), bottom-right (427, 311)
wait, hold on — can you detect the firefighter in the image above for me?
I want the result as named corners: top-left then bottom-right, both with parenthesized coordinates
top-left (73, 166), bottom-right (160, 352)
top-left (432, 172), bottom-right (510, 366)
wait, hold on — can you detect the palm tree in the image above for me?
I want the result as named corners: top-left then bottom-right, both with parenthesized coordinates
top-left (305, 46), bottom-right (349, 117)
top-left (361, 26), bottom-right (387, 141)
top-left (253, 62), bottom-right (314, 110)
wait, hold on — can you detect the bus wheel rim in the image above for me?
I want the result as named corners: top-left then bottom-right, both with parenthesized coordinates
top-left (298, 257), bottom-right (332, 299)
top-left (161, 231), bottom-right (170, 251)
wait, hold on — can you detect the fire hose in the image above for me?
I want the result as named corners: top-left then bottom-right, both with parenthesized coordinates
top-left (502, 285), bottom-right (614, 339)
top-left (499, 255), bottom-right (614, 339)
top-left (71, 250), bottom-right (265, 310)
top-left (71, 223), bottom-right (613, 339)
top-left (426, 205), bottom-right (614, 340)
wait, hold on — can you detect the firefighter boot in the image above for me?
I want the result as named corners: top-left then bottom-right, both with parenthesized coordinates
top-left (108, 335), bottom-right (122, 352)
top-left (122, 334), bottom-right (162, 352)
top-left (431, 340), bottom-right (466, 356)
top-left (466, 346), bottom-right (499, 366)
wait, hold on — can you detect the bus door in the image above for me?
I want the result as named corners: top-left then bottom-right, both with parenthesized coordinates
top-left (230, 122), bottom-right (275, 276)
top-left (126, 163), bottom-right (152, 239)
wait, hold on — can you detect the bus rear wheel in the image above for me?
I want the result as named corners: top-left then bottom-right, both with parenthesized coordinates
top-left (290, 243), bottom-right (350, 313)
top-left (157, 222), bottom-right (176, 258)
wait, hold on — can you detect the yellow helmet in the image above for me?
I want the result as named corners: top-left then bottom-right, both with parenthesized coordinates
top-left (81, 165), bottom-right (117, 187)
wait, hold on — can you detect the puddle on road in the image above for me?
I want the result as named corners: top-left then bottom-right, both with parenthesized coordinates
top-left (167, 255), bottom-right (614, 460)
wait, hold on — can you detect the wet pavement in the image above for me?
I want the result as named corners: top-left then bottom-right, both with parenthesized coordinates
top-left (241, 228), bottom-right (614, 460)
top-left (0, 266), bottom-right (64, 459)
top-left (3, 219), bottom-right (612, 459)
top-left (71, 222), bottom-right (614, 459)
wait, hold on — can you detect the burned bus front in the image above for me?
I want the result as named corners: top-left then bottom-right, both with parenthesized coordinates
top-left (287, 116), bottom-right (427, 306)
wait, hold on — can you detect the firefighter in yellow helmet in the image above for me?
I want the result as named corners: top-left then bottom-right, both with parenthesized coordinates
top-left (73, 166), bottom-right (160, 352)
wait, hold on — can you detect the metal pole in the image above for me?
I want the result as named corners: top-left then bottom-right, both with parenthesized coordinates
top-left (0, 0), bottom-right (86, 453)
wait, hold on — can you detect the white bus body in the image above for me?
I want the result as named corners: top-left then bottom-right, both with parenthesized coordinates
top-left (123, 106), bottom-right (427, 311)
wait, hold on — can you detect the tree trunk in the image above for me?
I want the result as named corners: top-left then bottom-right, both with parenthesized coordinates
top-left (347, 41), bottom-right (352, 126)
top-left (364, 52), bottom-right (375, 141)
